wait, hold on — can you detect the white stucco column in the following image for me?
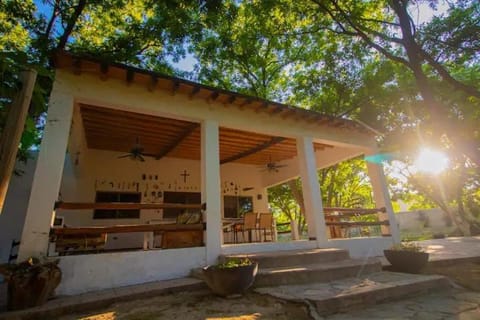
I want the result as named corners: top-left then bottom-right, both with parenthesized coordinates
top-left (17, 81), bottom-right (74, 261)
top-left (201, 120), bottom-right (222, 264)
top-left (366, 162), bottom-right (400, 243)
top-left (296, 136), bottom-right (328, 247)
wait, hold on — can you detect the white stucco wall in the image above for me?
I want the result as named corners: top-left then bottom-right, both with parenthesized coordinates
top-left (57, 149), bottom-right (268, 249)
top-left (396, 208), bottom-right (451, 230)
top-left (0, 156), bottom-right (37, 263)
top-left (328, 237), bottom-right (395, 258)
top-left (56, 247), bottom-right (206, 295)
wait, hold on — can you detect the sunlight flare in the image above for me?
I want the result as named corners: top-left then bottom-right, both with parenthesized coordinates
top-left (414, 148), bottom-right (449, 174)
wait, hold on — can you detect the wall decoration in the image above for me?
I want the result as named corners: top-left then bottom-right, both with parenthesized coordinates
top-left (180, 169), bottom-right (190, 183)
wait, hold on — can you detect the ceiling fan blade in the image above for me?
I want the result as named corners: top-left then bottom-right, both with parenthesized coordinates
top-left (118, 154), bottom-right (131, 159)
top-left (138, 154), bottom-right (146, 162)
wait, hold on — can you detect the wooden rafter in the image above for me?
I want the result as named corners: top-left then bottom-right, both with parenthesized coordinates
top-left (155, 122), bottom-right (200, 160)
top-left (147, 75), bottom-right (158, 91)
top-left (80, 104), bottom-right (335, 165)
top-left (99, 62), bottom-right (109, 81)
top-left (220, 136), bottom-right (286, 165)
top-left (189, 86), bottom-right (201, 99)
top-left (126, 69), bottom-right (135, 85)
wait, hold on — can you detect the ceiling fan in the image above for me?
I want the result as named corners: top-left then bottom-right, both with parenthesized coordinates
top-left (259, 156), bottom-right (288, 173)
top-left (118, 137), bottom-right (146, 162)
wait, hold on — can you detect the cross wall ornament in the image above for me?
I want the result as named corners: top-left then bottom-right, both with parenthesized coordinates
top-left (180, 169), bottom-right (190, 183)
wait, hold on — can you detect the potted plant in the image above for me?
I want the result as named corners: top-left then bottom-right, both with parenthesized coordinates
top-left (384, 242), bottom-right (429, 274)
top-left (0, 257), bottom-right (62, 310)
top-left (202, 257), bottom-right (258, 297)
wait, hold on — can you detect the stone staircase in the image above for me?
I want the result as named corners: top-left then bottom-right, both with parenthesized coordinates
top-left (222, 248), bottom-right (450, 316)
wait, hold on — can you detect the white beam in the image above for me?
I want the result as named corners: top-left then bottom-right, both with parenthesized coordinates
top-left (17, 81), bottom-right (74, 260)
top-left (366, 162), bottom-right (400, 243)
top-left (296, 136), bottom-right (328, 247)
top-left (201, 120), bottom-right (222, 264)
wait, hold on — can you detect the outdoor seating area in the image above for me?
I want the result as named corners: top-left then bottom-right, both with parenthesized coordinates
top-left (324, 207), bottom-right (389, 239)
top-left (49, 201), bottom-right (206, 255)
top-left (223, 212), bottom-right (276, 244)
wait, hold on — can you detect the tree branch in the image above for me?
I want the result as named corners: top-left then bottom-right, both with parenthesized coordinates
top-left (57, 0), bottom-right (87, 50)
top-left (421, 50), bottom-right (480, 98)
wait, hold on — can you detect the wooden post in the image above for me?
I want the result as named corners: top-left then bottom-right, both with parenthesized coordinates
top-left (0, 69), bottom-right (37, 214)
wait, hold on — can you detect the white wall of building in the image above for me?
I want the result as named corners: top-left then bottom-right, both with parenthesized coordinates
top-left (56, 247), bottom-right (206, 295)
top-left (396, 208), bottom-right (451, 231)
top-left (0, 156), bottom-right (37, 263)
top-left (56, 149), bottom-right (268, 249)
top-left (329, 237), bottom-right (395, 258)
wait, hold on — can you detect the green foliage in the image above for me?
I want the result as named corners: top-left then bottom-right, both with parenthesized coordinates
top-left (390, 242), bottom-right (424, 253)
top-left (216, 257), bottom-right (253, 269)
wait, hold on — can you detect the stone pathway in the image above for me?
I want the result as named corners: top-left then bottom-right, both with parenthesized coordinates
top-left (321, 289), bottom-right (480, 320)
top-left (255, 272), bottom-right (446, 302)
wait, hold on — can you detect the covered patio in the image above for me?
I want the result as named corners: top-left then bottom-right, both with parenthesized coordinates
top-left (15, 51), bottom-right (400, 295)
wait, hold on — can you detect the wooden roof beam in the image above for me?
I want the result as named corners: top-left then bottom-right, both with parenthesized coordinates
top-left (220, 136), bottom-right (286, 165)
top-left (224, 95), bottom-right (236, 107)
top-left (155, 123), bottom-right (199, 160)
top-left (207, 91), bottom-right (220, 103)
top-left (72, 58), bottom-right (82, 75)
top-left (100, 62), bottom-right (109, 81)
top-left (147, 75), bottom-right (158, 92)
top-left (171, 80), bottom-right (180, 96)
top-left (189, 86), bottom-right (201, 99)
top-left (238, 99), bottom-right (254, 110)
top-left (254, 101), bottom-right (269, 113)
top-left (126, 69), bottom-right (135, 86)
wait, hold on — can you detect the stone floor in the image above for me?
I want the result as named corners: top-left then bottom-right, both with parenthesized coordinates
top-left (254, 272), bottom-right (447, 302)
top-left (321, 289), bottom-right (480, 320)
top-left (380, 236), bottom-right (480, 266)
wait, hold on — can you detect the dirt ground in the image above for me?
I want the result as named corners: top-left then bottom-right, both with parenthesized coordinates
top-left (56, 290), bottom-right (311, 320)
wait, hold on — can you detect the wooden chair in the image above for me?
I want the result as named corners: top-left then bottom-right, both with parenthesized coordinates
top-left (234, 212), bottom-right (257, 243)
top-left (258, 213), bottom-right (275, 242)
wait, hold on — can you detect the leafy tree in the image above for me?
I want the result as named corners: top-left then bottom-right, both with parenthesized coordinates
top-left (0, 0), bottom-right (220, 164)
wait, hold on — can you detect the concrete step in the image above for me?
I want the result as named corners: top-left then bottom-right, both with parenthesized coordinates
top-left (255, 271), bottom-right (451, 316)
top-left (222, 248), bottom-right (350, 269)
top-left (254, 258), bottom-right (382, 287)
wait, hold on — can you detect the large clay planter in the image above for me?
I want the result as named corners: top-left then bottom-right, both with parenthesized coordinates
top-left (202, 262), bottom-right (258, 296)
top-left (6, 263), bottom-right (61, 310)
top-left (384, 250), bottom-right (429, 274)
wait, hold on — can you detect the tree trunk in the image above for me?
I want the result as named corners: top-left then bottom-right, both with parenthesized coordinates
top-left (287, 179), bottom-right (307, 234)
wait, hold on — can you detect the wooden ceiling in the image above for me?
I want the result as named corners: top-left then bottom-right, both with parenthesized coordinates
top-left (80, 104), bottom-right (333, 165)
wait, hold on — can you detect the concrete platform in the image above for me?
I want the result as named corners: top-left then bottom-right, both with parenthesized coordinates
top-left (255, 271), bottom-right (451, 316)
top-left (381, 236), bottom-right (480, 268)
top-left (224, 248), bottom-right (350, 268)
top-left (255, 258), bottom-right (382, 287)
